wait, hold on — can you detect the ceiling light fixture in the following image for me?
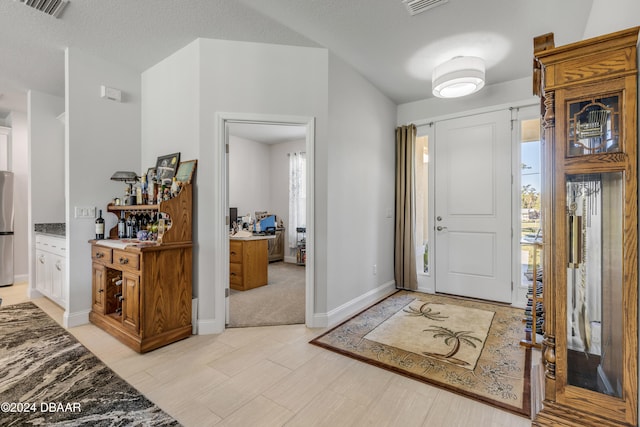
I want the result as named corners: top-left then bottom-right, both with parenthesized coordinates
top-left (432, 56), bottom-right (485, 98)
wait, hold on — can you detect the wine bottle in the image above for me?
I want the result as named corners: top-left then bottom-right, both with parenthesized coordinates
top-left (95, 209), bottom-right (105, 239)
top-left (126, 215), bottom-right (133, 238)
top-left (131, 215), bottom-right (138, 236)
top-left (148, 178), bottom-right (155, 205)
top-left (118, 213), bottom-right (126, 239)
top-left (140, 174), bottom-right (148, 205)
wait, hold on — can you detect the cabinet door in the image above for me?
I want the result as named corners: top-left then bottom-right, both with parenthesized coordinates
top-left (35, 249), bottom-right (50, 295)
top-left (92, 264), bottom-right (106, 313)
top-left (51, 254), bottom-right (65, 304)
top-left (122, 272), bottom-right (140, 334)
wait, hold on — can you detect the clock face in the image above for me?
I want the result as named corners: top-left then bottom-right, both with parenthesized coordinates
top-left (567, 95), bottom-right (620, 157)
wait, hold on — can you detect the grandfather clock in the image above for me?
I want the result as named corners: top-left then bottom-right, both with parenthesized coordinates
top-left (533, 27), bottom-right (639, 426)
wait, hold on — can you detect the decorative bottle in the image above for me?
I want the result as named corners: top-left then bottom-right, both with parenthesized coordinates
top-left (170, 176), bottom-right (180, 198)
top-left (95, 209), bottom-right (105, 240)
top-left (117, 213), bottom-right (126, 238)
top-left (148, 177), bottom-right (155, 204)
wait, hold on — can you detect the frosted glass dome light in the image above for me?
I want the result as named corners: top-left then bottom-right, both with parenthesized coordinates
top-left (432, 56), bottom-right (485, 98)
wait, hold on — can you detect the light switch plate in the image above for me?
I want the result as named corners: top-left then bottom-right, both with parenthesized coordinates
top-left (74, 206), bottom-right (96, 219)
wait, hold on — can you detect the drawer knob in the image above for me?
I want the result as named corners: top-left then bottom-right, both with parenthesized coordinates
top-left (119, 257), bottom-right (129, 265)
top-left (95, 252), bottom-right (104, 258)
top-left (230, 251), bottom-right (236, 256)
top-left (98, 289), bottom-right (104, 293)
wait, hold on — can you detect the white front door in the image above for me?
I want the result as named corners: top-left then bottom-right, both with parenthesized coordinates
top-left (434, 110), bottom-right (512, 303)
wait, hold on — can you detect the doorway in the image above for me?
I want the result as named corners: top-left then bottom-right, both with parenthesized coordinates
top-left (227, 122), bottom-right (307, 327)
top-left (215, 113), bottom-right (315, 330)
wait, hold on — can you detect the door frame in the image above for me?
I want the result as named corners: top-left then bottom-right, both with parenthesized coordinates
top-left (510, 105), bottom-right (540, 308)
top-left (412, 100), bottom-right (537, 306)
top-left (215, 112), bottom-right (315, 328)
top-left (415, 124), bottom-right (435, 294)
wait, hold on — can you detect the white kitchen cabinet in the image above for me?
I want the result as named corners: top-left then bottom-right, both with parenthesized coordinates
top-left (35, 234), bottom-right (67, 307)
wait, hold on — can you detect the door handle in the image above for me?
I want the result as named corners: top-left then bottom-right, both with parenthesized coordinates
top-left (436, 226), bottom-right (448, 231)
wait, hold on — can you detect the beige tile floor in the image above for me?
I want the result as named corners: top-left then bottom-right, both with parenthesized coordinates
top-left (1, 282), bottom-right (533, 427)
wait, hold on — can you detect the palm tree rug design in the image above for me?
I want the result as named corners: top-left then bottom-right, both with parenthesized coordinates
top-left (0, 302), bottom-right (179, 426)
top-left (310, 291), bottom-right (531, 418)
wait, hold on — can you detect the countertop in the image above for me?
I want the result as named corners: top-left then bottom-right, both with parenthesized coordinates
top-left (34, 223), bottom-right (65, 237)
top-left (229, 234), bottom-right (276, 241)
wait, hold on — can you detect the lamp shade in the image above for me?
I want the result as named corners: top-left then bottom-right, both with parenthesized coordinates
top-left (432, 56), bottom-right (485, 98)
top-left (110, 171), bottom-right (139, 182)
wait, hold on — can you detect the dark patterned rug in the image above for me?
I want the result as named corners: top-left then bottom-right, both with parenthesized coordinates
top-left (310, 291), bottom-right (531, 418)
top-left (0, 302), bottom-right (180, 426)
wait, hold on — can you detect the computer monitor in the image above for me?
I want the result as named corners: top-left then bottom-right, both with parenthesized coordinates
top-left (229, 207), bottom-right (238, 229)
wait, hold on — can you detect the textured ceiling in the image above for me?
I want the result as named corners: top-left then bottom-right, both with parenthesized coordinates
top-left (0, 0), bottom-right (594, 115)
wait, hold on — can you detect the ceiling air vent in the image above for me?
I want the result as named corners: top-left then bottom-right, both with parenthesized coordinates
top-left (402, 0), bottom-right (449, 16)
top-left (15, 0), bottom-right (69, 18)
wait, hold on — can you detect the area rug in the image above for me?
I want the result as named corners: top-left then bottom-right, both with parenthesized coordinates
top-left (0, 302), bottom-right (180, 426)
top-left (310, 291), bottom-right (531, 417)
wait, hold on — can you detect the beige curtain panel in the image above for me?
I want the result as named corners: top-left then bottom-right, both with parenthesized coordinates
top-left (395, 124), bottom-right (418, 290)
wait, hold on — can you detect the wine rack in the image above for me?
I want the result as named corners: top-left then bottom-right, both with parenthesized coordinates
top-left (89, 183), bottom-right (193, 353)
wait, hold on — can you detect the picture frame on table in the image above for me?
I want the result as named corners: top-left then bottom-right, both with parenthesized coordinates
top-left (175, 159), bottom-right (197, 184)
top-left (155, 153), bottom-right (180, 185)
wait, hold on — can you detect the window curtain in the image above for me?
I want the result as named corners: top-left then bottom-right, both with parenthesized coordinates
top-left (395, 125), bottom-right (418, 290)
top-left (288, 152), bottom-right (306, 248)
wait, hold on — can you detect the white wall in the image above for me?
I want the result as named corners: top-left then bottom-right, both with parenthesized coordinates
top-left (27, 91), bottom-right (64, 290)
top-left (583, 0), bottom-right (640, 39)
top-left (141, 41), bottom-right (199, 165)
top-left (65, 47), bottom-right (140, 326)
top-left (228, 135), bottom-right (271, 218)
top-left (142, 38), bottom-right (331, 332)
top-left (397, 77), bottom-right (537, 125)
top-left (326, 53), bottom-right (397, 314)
top-left (202, 39), bottom-right (329, 330)
top-left (8, 111), bottom-right (29, 282)
top-left (28, 91), bottom-right (65, 224)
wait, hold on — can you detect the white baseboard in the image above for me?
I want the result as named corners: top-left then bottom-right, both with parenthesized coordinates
top-left (28, 288), bottom-right (44, 299)
top-left (192, 297), bottom-right (198, 335)
top-left (311, 280), bottom-right (396, 328)
top-left (64, 309), bottom-right (91, 328)
top-left (198, 318), bottom-right (224, 335)
top-left (13, 274), bottom-right (28, 283)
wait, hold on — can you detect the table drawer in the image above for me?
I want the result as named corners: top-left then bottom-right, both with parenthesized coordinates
top-left (113, 249), bottom-right (140, 270)
top-left (229, 241), bottom-right (243, 263)
top-left (229, 262), bottom-right (243, 285)
top-left (92, 245), bottom-right (112, 263)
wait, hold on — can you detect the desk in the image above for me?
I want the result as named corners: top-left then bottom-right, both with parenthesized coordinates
top-left (229, 235), bottom-right (273, 291)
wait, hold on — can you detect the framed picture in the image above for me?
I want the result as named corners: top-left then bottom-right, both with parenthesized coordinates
top-left (155, 153), bottom-right (180, 185)
top-left (175, 159), bottom-right (197, 184)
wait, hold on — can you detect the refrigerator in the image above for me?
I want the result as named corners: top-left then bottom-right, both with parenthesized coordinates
top-left (0, 171), bottom-right (13, 287)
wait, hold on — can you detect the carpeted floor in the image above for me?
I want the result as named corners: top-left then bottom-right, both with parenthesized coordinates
top-left (0, 302), bottom-right (179, 426)
top-left (311, 290), bottom-right (531, 418)
top-left (228, 261), bottom-right (305, 327)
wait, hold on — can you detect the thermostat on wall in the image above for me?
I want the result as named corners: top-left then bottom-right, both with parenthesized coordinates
top-left (100, 85), bottom-right (122, 102)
